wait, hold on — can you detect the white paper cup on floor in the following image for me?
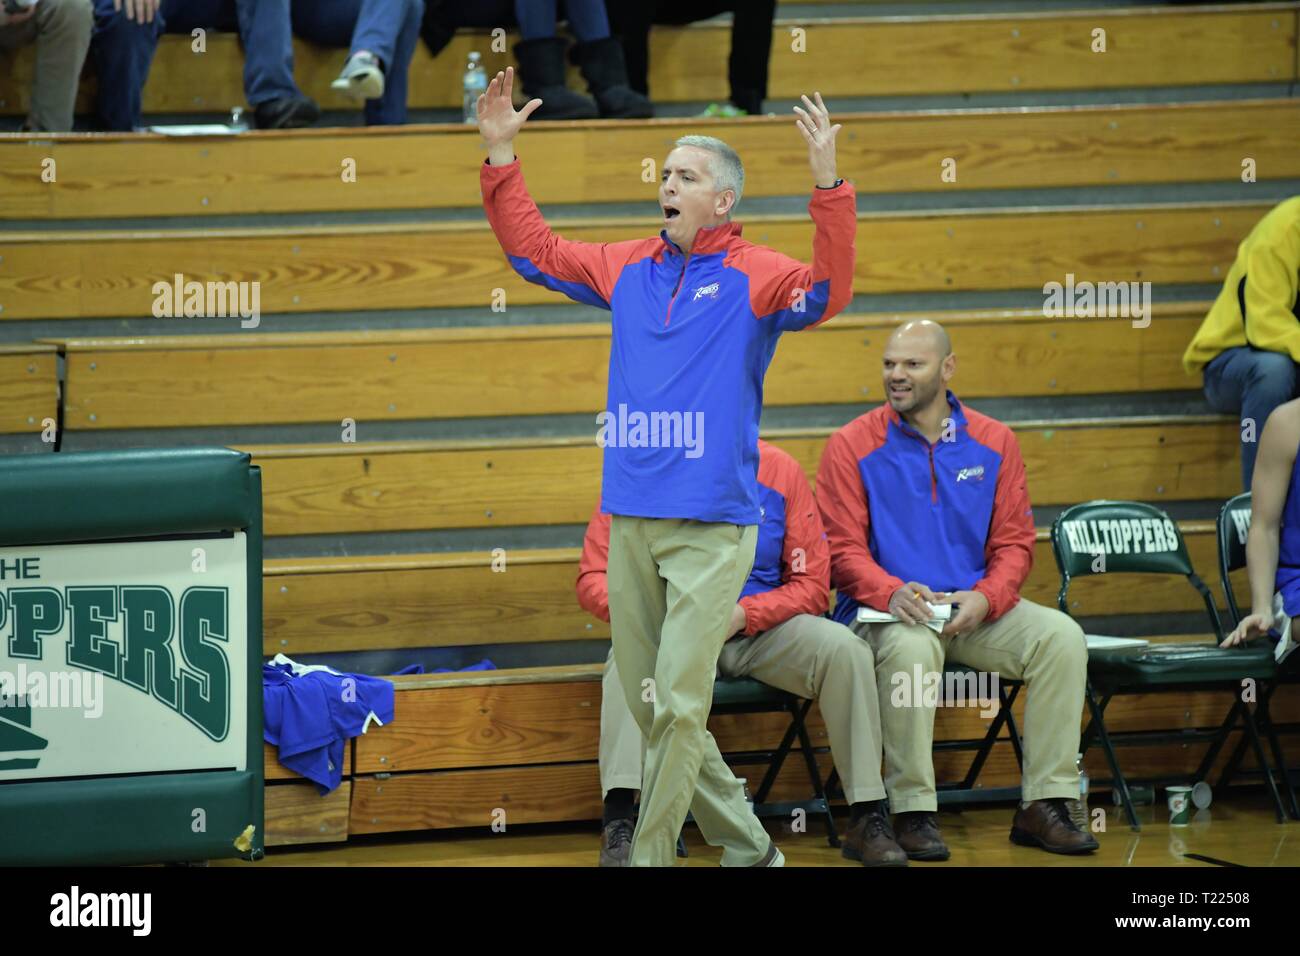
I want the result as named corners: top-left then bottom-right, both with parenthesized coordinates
top-left (1191, 781), bottom-right (1212, 810)
top-left (1167, 785), bottom-right (1192, 826)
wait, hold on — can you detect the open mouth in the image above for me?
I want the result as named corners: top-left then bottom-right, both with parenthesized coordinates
top-left (663, 206), bottom-right (681, 223)
top-left (889, 384), bottom-right (912, 399)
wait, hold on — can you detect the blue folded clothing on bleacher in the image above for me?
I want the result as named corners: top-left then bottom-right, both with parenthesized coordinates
top-left (263, 655), bottom-right (395, 795)
top-left (391, 660), bottom-right (497, 675)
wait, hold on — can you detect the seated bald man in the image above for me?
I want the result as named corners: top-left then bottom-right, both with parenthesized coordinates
top-left (577, 439), bottom-right (905, 867)
top-left (816, 319), bottom-right (1097, 859)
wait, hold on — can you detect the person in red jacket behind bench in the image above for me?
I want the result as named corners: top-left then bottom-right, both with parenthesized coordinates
top-left (816, 319), bottom-right (1096, 861)
top-left (577, 440), bottom-right (906, 868)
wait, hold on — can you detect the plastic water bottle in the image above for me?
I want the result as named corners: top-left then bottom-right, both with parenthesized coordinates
top-left (1071, 753), bottom-right (1090, 829)
top-left (463, 52), bottom-right (487, 124)
top-left (228, 107), bottom-right (248, 133)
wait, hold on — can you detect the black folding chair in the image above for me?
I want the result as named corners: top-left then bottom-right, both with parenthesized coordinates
top-left (1214, 492), bottom-right (1300, 818)
top-left (707, 677), bottom-right (840, 847)
top-left (1052, 499), bottom-right (1285, 830)
top-left (823, 663), bottom-right (1025, 809)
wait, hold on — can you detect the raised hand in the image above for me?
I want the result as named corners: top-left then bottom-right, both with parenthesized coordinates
top-left (793, 92), bottom-right (842, 189)
top-left (477, 66), bottom-right (542, 156)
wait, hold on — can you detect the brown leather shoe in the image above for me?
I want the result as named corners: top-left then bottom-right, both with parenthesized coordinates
top-left (893, 811), bottom-right (950, 861)
top-left (1010, 799), bottom-right (1100, 855)
top-left (842, 805), bottom-right (908, 867)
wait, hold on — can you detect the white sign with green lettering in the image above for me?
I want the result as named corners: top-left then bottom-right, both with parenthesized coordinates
top-left (0, 534), bottom-right (247, 781)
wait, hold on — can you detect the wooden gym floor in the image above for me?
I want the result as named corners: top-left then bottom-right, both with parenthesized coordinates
top-left (217, 791), bottom-right (1300, 867)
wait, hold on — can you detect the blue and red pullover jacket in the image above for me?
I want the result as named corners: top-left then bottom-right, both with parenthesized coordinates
top-left (576, 440), bottom-right (832, 635)
top-left (481, 158), bottom-right (857, 525)
top-left (815, 391), bottom-right (1036, 626)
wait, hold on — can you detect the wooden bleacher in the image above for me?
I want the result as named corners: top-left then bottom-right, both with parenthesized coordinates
top-left (234, 417), bottom-right (1236, 536)
top-left (270, 649), bottom-right (1300, 843)
top-left (259, 523), bottom-right (1239, 659)
top-left (0, 344), bottom-right (58, 436)
top-left (3, 1), bottom-right (1297, 850)
top-left (1, 4), bottom-right (1295, 119)
top-left (3, 100), bottom-right (1298, 219)
top-left (0, 203), bottom-right (1267, 320)
top-left (44, 304), bottom-right (1201, 429)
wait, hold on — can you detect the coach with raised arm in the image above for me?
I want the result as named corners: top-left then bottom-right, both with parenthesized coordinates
top-left (577, 440), bottom-right (907, 868)
top-left (816, 319), bottom-right (1097, 860)
top-left (477, 68), bottom-right (856, 866)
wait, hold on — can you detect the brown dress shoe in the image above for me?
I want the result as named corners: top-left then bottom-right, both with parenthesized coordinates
top-left (1010, 799), bottom-right (1100, 855)
top-left (842, 806), bottom-right (909, 867)
top-left (598, 818), bottom-right (634, 867)
top-left (893, 811), bottom-right (950, 861)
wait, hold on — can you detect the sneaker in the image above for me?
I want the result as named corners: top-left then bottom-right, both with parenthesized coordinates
top-left (331, 51), bottom-right (385, 101)
top-left (598, 817), bottom-right (634, 867)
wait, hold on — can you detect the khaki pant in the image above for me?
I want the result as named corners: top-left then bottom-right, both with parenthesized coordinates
top-left (0, 0), bottom-right (93, 132)
top-left (600, 613), bottom-right (887, 805)
top-left (607, 515), bottom-right (770, 867)
top-left (853, 598), bottom-right (1087, 813)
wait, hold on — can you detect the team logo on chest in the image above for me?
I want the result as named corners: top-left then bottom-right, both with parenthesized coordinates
top-left (955, 465), bottom-right (985, 482)
top-left (692, 282), bottom-right (720, 302)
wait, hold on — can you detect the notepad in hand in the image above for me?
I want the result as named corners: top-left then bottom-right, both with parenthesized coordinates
top-left (857, 603), bottom-right (953, 635)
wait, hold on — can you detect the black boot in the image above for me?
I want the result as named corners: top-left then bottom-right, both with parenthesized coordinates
top-left (512, 37), bottom-right (598, 120)
top-left (571, 37), bottom-right (654, 119)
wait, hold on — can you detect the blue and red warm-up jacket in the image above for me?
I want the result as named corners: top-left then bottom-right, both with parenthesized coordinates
top-left (576, 440), bottom-right (832, 635)
top-left (815, 391), bottom-right (1036, 626)
top-left (481, 158), bottom-right (857, 525)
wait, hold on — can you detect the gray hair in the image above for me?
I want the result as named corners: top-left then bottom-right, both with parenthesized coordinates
top-left (673, 135), bottom-right (745, 213)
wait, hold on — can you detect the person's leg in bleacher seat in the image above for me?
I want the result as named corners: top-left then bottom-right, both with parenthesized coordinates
top-left (602, 0), bottom-right (649, 93)
top-left (0, 0), bottom-right (92, 132)
top-left (608, 516), bottom-right (777, 867)
top-left (942, 599), bottom-right (1097, 855)
top-left (718, 613), bottom-right (908, 867)
top-left (353, 0), bottom-right (423, 125)
top-left (597, 649), bottom-right (643, 866)
top-left (852, 616), bottom-right (951, 860)
top-left (92, 0), bottom-right (231, 132)
top-left (560, 0), bottom-right (650, 119)
top-left (605, 0), bottom-right (773, 116)
top-left (235, 0), bottom-right (319, 128)
top-left (720, 0), bottom-right (774, 116)
top-left (512, 0), bottom-right (649, 120)
top-left (1202, 346), bottom-right (1300, 491)
top-left (292, 0), bottom-right (422, 125)
top-left (90, 0), bottom-right (166, 130)
top-left (511, 1), bottom-right (593, 120)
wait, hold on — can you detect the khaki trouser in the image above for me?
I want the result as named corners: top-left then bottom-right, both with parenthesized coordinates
top-left (853, 598), bottom-right (1087, 813)
top-left (600, 612), bottom-right (887, 805)
top-left (0, 0), bottom-right (93, 132)
top-left (607, 515), bottom-right (770, 867)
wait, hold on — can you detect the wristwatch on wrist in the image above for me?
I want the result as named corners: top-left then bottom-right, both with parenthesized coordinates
top-left (816, 178), bottom-right (844, 189)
